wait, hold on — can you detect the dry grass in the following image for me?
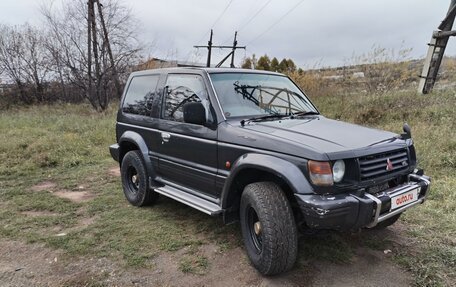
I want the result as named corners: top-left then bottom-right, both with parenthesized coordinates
top-left (0, 87), bottom-right (454, 286)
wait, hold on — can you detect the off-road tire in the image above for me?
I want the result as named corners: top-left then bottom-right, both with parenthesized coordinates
top-left (372, 213), bottom-right (401, 229)
top-left (240, 182), bottom-right (298, 275)
top-left (121, 150), bottom-right (158, 206)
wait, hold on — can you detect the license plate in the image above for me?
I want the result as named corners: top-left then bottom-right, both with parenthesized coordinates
top-left (391, 187), bottom-right (420, 210)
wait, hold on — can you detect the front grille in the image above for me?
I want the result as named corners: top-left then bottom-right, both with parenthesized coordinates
top-left (359, 149), bottom-right (409, 180)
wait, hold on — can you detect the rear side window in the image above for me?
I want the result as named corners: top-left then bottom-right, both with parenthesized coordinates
top-left (122, 75), bottom-right (160, 116)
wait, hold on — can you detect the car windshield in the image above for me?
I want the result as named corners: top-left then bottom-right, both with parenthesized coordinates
top-left (209, 73), bottom-right (317, 118)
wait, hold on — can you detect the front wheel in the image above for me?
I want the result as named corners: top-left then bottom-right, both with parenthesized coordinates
top-left (121, 150), bottom-right (158, 206)
top-left (240, 182), bottom-right (298, 275)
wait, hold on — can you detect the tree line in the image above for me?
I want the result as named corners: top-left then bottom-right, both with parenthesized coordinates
top-left (0, 0), bottom-right (431, 112)
top-left (241, 54), bottom-right (302, 74)
top-left (0, 0), bottom-right (143, 111)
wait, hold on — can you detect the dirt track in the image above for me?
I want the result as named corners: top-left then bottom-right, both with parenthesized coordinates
top-left (0, 231), bottom-right (411, 287)
top-left (1, 168), bottom-right (413, 286)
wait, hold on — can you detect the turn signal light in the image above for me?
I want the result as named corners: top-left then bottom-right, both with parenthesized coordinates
top-left (308, 160), bottom-right (333, 186)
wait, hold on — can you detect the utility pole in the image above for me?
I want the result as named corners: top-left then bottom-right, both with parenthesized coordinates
top-left (229, 31), bottom-right (238, 68)
top-left (418, 0), bottom-right (456, 94)
top-left (89, 0), bottom-right (100, 101)
top-left (86, 0), bottom-right (122, 103)
top-left (194, 31), bottom-right (246, 68)
top-left (87, 0), bottom-right (93, 101)
top-left (96, 0), bottom-right (122, 99)
top-left (207, 30), bottom-right (213, 67)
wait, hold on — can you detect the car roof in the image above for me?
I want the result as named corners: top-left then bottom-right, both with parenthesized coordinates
top-left (129, 67), bottom-right (286, 77)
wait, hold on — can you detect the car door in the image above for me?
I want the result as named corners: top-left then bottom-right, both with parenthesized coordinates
top-left (156, 73), bottom-right (218, 199)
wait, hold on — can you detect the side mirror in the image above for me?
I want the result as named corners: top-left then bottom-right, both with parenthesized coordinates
top-left (183, 102), bottom-right (206, 125)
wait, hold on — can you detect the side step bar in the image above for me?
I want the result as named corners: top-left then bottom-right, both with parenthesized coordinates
top-left (155, 185), bottom-right (222, 216)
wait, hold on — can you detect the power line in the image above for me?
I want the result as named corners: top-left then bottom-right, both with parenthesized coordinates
top-left (221, 0), bottom-right (273, 45)
top-left (238, 0), bottom-right (273, 33)
top-left (194, 0), bottom-right (235, 45)
top-left (185, 0), bottom-right (235, 63)
top-left (211, 0), bottom-right (235, 30)
top-left (247, 0), bottom-right (305, 46)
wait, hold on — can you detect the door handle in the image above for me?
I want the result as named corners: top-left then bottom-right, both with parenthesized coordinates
top-left (161, 132), bottom-right (171, 143)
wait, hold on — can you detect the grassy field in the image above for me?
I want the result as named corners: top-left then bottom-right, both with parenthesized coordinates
top-left (0, 89), bottom-right (455, 286)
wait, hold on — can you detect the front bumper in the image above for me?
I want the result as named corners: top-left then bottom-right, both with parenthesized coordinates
top-left (295, 173), bottom-right (431, 230)
top-left (109, 143), bottom-right (120, 162)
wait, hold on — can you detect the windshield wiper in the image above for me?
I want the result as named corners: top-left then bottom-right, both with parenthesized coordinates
top-left (240, 113), bottom-right (289, 127)
top-left (290, 110), bottom-right (319, 118)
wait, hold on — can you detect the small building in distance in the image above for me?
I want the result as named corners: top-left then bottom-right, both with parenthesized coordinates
top-left (135, 58), bottom-right (204, 71)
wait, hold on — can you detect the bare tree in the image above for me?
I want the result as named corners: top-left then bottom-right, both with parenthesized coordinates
top-left (41, 0), bottom-right (143, 111)
top-left (0, 23), bottom-right (52, 104)
top-left (0, 24), bottom-right (29, 103)
top-left (22, 24), bottom-right (53, 102)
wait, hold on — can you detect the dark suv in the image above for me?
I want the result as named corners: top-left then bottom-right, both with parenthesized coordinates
top-left (110, 68), bottom-right (430, 275)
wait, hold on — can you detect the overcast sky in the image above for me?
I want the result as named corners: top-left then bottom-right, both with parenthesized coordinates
top-left (1, 0), bottom-right (455, 68)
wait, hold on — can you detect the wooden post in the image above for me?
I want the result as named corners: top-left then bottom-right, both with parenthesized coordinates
top-left (96, 0), bottom-right (122, 99)
top-left (230, 31), bottom-right (237, 68)
top-left (207, 30), bottom-right (213, 67)
top-left (418, 0), bottom-right (456, 94)
top-left (87, 0), bottom-right (93, 100)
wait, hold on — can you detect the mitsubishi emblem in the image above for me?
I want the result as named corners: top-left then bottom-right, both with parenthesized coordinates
top-left (386, 158), bottom-right (394, 171)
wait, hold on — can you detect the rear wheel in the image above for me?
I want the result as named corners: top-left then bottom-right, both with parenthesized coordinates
top-left (121, 150), bottom-right (158, 206)
top-left (240, 182), bottom-right (298, 275)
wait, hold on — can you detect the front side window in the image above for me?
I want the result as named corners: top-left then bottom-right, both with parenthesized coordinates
top-left (209, 73), bottom-right (317, 118)
top-left (163, 74), bottom-right (212, 122)
top-left (122, 75), bottom-right (160, 116)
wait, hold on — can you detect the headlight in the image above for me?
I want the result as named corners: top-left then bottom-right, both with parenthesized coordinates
top-left (332, 160), bottom-right (345, 183)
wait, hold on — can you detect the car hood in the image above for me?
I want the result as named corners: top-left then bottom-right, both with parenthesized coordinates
top-left (227, 116), bottom-right (406, 160)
